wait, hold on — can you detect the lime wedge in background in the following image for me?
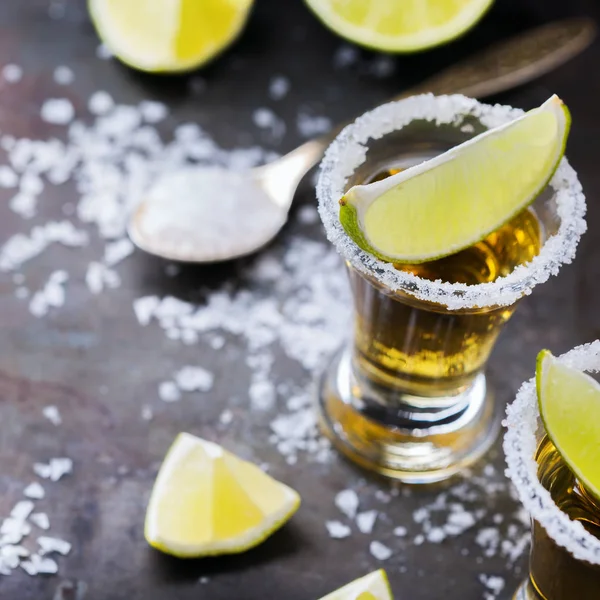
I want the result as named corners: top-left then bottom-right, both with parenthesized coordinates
top-left (304, 0), bottom-right (494, 52)
top-left (144, 433), bottom-right (300, 557)
top-left (89, 0), bottom-right (254, 72)
top-left (319, 570), bottom-right (393, 600)
top-left (339, 95), bottom-right (569, 264)
top-left (537, 350), bottom-right (600, 502)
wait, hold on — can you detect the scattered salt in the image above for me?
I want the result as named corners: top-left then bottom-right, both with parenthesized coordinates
top-left (38, 536), bottom-right (71, 556)
top-left (23, 483), bottom-right (45, 500)
top-left (393, 526), bottom-right (407, 537)
top-left (479, 574), bottom-right (505, 600)
top-left (30, 513), bottom-right (50, 531)
top-left (219, 409), bottom-right (233, 425)
top-left (103, 238), bottom-right (134, 266)
top-left (297, 112), bottom-right (332, 138)
top-left (96, 43), bottom-right (113, 60)
top-left (268, 75), bottom-right (290, 101)
top-left (335, 489), bottom-right (359, 519)
top-left (42, 405), bottom-right (62, 426)
top-left (87, 90), bottom-right (114, 115)
top-left (174, 366), bottom-right (214, 393)
top-left (0, 165), bottom-right (18, 188)
top-left (356, 510), bottom-right (377, 534)
top-left (369, 541), bottom-right (392, 561)
top-left (325, 521), bottom-right (351, 539)
top-left (141, 405), bottom-right (153, 421)
top-left (41, 99), bottom-right (74, 125)
top-left (33, 458), bottom-right (72, 481)
top-left (158, 381), bottom-right (180, 403)
top-left (29, 271), bottom-right (68, 317)
top-left (333, 45), bottom-right (359, 69)
top-left (85, 262), bottom-right (120, 294)
top-left (297, 205), bottom-right (319, 225)
top-left (2, 64), bottom-right (23, 83)
top-left (139, 100), bottom-right (168, 124)
top-left (53, 66), bottom-right (74, 85)
top-left (11, 502), bottom-right (34, 521)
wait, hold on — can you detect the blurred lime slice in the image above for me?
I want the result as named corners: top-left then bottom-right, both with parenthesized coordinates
top-left (305, 0), bottom-right (494, 52)
top-left (89, 0), bottom-right (254, 72)
top-left (319, 569), bottom-right (392, 600)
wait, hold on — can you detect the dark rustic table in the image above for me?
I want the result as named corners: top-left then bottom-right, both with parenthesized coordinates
top-left (1, 0), bottom-right (600, 599)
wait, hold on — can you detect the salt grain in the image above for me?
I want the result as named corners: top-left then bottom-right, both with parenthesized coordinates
top-left (139, 100), bottom-right (168, 124)
top-left (2, 64), bottom-right (23, 83)
top-left (38, 536), bottom-right (71, 556)
top-left (158, 381), bottom-right (180, 403)
top-left (88, 90), bottom-right (114, 115)
top-left (174, 366), bottom-right (214, 393)
top-left (268, 75), bottom-right (290, 101)
top-left (0, 165), bottom-right (18, 188)
top-left (335, 489), bottom-right (359, 519)
top-left (141, 405), bottom-right (153, 421)
top-left (29, 271), bottom-right (68, 317)
top-left (42, 405), bottom-right (62, 426)
top-left (393, 526), bottom-right (407, 537)
top-left (369, 541), bottom-right (392, 561)
top-left (41, 99), bottom-right (74, 125)
top-left (30, 513), bottom-right (50, 531)
top-left (53, 66), bottom-right (74, 86)
top-left (326, 521), bottom-right (351, 539)
top-left (356, 510), bottom-right (377, 534)
top-left (23, 482), bottom-right (45, 500)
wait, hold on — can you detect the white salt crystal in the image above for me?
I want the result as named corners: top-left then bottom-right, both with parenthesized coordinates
top-left (21, 554), bottom-right (58, 575)
top-left (88, 90), bottom-right (114, 115)
top-left (268, 75), bottom-right (290, 100)
top-left (41, 99), bottom-right (74, 125)
top-left (1, 517), bottom-right (31, 540)
top-left (9, 193), bottom-right (37, 218)
top-left (42, 405), bottom-right (62, 425)
top-left (335, 489), bottom-right (359, 519)
top-left (34, 458), bottom-right (72, 481)
top-left (86, 262), bottom-right (121, 294)
top-left (103, 238), bottom-right (134, 266)
top-left (30, 513), bottom-right (50, 530)
top-left (426, 527), bottom-right (446, 543)
top-left (133, 296), bottom-right (159, 326)
top-left (356, 510), bottom-right (377, 534)
top-left (11, 501), bottom-right (34, 521)
top-left (297, 205), bottom-right (319, 225)
top-left (24, 482), bottom-right (45, 500)
top-left (53, 65), bottom-right (74, 85)
top-left (297, 113), bottom-right (332, 138)
top-left (0, 165), bottom-right (18, 187)
top-left (219, 409), bottom-right (233, 425)
top-left (210, 336), bottom-right (225, 350)
top-left (29, 271), bottom-right (68, 317)
top-left (325, 521), bottom-right (351, 539)
top-left (393, 526), bottom-right (407, 537)
top-left (158, 381), bottom-right (180, 403)
top-left (38, 536), bottom-right (71, 556)
top-left (252, 108), bottom-right (285, 139)
top-left (249, 378), bottom-right (275, 411)
top-left (369, 541), bottom-right (392, 561)
top-left (139, 100), bottom-right (168, 123)
top-left (2, 64), bottom-right (23, 83)
top-left (414, 534), bottom-right (424, 545)
top-left (369, 56), bottom-right (395, 78)
top-left (333, 45), bottom-right (359, 68)
top-left (174, 366), bottom-right (214, 392)
top-left (479, 574), bottom-right (505, 598)
top-left (141, 405), bottom-right (153, 421)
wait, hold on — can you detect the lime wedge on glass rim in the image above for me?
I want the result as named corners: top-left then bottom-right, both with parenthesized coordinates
top-left (339, 95), bottom-right (570, 264)
top-left (304, 0), bottom-right (494, 53)
top-left (537, 349), bottom-right (600, 502)
top-left (319, 569), bottom-right (393, 600)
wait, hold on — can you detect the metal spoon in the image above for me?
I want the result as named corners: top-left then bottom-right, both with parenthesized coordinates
top-left (128, 17), bottom-right (596, 264)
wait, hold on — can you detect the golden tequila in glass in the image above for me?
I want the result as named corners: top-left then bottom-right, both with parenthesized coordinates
top-left (318, 94), bottom-right (586, 482)
top-left (505, 344), bottom-right (600, 600)
top-left (519, 437), bottom-right (600, 599)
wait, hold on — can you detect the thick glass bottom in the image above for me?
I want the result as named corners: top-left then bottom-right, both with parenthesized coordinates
top-left (317, 347), bottom-right (502, 483)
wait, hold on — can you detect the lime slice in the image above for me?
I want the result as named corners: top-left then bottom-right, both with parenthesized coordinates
top-left (319, 570), bottom-right (392, 600)
top-left (144, 433), bottom-right (300, 557)
top-left (537, 350), bottom-right (600, 501)
top-left (89, 0), bottom-right (254, 73)
top-left (305, 0), bottom-right (493, 53)
top-left (339, 95), bottom-right (570, 264)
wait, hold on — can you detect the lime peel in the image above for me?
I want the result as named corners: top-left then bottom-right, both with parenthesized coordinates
top-left (339, 95), bottom-right (570, 264)
top-left (537, 350), bottom-right (600, 502)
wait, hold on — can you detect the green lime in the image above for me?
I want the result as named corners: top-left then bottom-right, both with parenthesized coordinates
top-left (537, 349), bottom-right (600, 502)
top-left (339, 95), bottom-right (570, 264)
top-left (319, 569), bottom-right (392, 600)
top-left (305, 0), bottom-right (494, 53)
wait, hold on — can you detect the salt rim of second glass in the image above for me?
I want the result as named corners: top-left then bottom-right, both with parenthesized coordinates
top-left (316, 93), bottom-right (587, 310)
top-left (504, 341), bottom-right (600, 566)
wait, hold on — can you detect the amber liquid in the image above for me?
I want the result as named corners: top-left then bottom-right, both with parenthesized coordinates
top-left (351, 168), bottom-right (542, 397)
top-left (527, 436), bottom-right (600, 600)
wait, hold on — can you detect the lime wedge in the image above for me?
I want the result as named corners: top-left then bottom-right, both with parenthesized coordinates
top-left (339, 95), bottom-right (570, 264)
top-left (144, 433), bottom-right (300, 557)
top-left (319, 570), bottom-right (392, 600)
top-left (89, 0), bottom-right (254, 73)
top-left (305, 0), bottom-right (494, 53)
top-left (537, 350), bottom-right (600, 502)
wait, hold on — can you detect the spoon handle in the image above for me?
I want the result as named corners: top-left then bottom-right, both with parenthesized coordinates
top-left (402, 17), bottom-right (596, 99)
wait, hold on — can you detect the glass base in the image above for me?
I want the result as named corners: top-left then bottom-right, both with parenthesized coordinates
top-left (317, 347), bottom-right (502, 483)
top-left (513, 579), bottom-right (542, 599)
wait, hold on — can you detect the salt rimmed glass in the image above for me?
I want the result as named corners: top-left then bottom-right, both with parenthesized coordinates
top-left (505, 341), bottom-right (600, 599)
top-left (317, 94), bottom-right (586, 483)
